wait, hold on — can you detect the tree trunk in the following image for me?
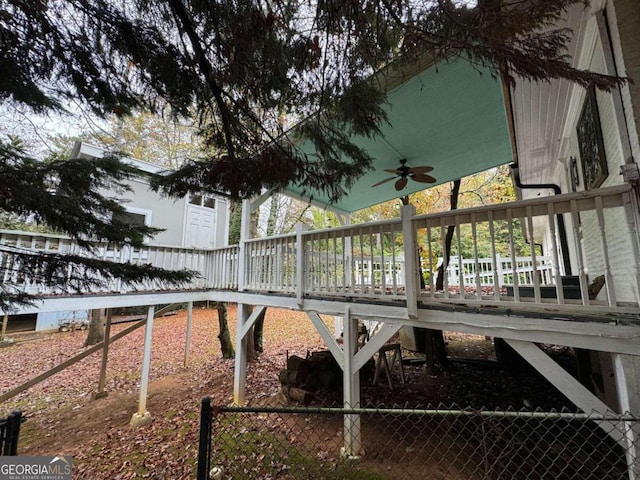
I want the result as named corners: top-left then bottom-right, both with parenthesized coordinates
top-left (252, 307), bottom-right (267, 353)
top-left (249, 197), bottom-right (279, 356)
top-left (216, 303), bottom-right (235, 359)
top-left (1, 314), bottom-right (8, 341)
top-left (428, 179), bottom-right (461, 369)
top-left (84, 309), bottom-right (105, 346)
top-left (436, 179), bottom-right (462, 291)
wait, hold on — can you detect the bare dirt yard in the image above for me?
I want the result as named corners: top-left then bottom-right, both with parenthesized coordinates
top-left (0, 306), bottom-right (574, 479)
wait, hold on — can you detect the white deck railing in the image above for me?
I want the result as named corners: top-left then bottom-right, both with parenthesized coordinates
top-left (2, 184), bottom-right (640, 313)
top-left (0, 230), bottom-right (215, 295)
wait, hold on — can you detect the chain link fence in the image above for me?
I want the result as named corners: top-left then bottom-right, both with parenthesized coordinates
top-left (197, 397), bottom-right (639, 480)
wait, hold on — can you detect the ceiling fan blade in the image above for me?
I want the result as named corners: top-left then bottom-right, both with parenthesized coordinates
top-left (384, 168), bottom-right (401, 174)
top-left (411, 173), bottom-right (437, 184)
top-left (395, 177), bottom-right (408, 191)
top-left (408, 165), bottom-right (433, 174)
top-left (371, 176), bottom-right (397, 187)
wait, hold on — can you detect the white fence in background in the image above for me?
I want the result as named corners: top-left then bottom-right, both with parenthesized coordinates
top-left (444, 255), bottom-right (553, 287)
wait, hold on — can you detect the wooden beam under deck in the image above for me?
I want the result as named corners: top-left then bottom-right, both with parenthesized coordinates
top-left (11, 288), bottom-right (640, 356)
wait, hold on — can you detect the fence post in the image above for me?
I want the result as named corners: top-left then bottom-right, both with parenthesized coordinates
top-left (197, 397), bottom-right (212, 480)
top-left (3, 411), bottom-right (22, 456)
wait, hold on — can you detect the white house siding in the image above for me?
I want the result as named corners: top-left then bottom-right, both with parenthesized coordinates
top-left (609, 0), bottom-right (640, 163)
top-left (122, 177), bottom-right (186, 247)
top-left (567, 20), bottom-right (638, 303)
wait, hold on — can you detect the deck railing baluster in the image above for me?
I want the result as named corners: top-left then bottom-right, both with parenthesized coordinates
top-left (547, 202), bottom-right (564, 304)
top-left (455, 217), bottom-right (463, 298)
top-left (507, 209), bottom-right (520, 303)
top-left (440, 217), bottom-right (448, 298)
top-left (595, 196), bottom-right (616, 306)
top-left (526, 205), bottom-right (541, 303)
top-left (570, 198), bottom-right (590, 306)
top-left (471, 213), bottom-right (481, 300)
top-left (488, 210), bottom-right (500, 301)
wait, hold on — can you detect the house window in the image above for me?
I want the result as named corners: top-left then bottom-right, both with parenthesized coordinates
top-left (576, 86), bottom-right (608, 190)
top-left (113, 210), bottom-right (147, 227)
top-left (113, 206), bottom-right (152, 230)
top-left (189, 194), bottom-right (203, 206)
top-left (189, 194), bottom-right (216, 209)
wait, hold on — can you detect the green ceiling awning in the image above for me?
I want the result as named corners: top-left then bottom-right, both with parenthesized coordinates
top-left (282, 57), bottom-right (514, 214)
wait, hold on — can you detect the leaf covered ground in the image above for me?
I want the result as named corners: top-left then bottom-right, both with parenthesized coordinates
top-left (0, 306), bottom-right (573, 479)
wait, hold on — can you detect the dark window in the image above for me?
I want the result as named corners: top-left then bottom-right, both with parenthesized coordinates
top-left (189, 194), bottom-right (203, 205)
top-left (577, 86), bottom-right (608, 190)
top-left (113, 211), bottom-right (146, 227)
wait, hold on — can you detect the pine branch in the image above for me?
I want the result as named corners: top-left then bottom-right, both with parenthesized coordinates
top-left (0, 247), bottom-right (196, 312)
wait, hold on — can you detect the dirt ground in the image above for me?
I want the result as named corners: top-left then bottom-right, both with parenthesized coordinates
top-left (0, 307), bottom-right (576, 479)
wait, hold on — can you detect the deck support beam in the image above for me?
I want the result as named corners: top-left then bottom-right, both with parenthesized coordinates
top-left (505, 340), bottom-right (624, 445)
top-left (342, 306), bottom-right (364, 458)
top-left (130, 306), bottom-right (155, 427)
top-left (307, 312), bottom-right (343, 369)
top-left (184, 302), bottom-right (193, 367)
top-left (354, 323), bottom-right (402, 373)
top-left (233, 303), bottom-right (251, 406)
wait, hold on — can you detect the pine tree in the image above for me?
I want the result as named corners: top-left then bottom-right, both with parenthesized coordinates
top-left (0, 137), bottom-right (193, 310)
top-left (2, 0), bottom-right (625, 203)
top-left (1, 0), bottom-right (626, 310)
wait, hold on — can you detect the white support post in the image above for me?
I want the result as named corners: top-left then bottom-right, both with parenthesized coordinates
top-left (130, 305), bottom-right (155, 427)
top-left (184, 301), bottom-right (193, 367)
top-left (233, 303), bottom-right (251, 406)
top-left (341, 214), bottom-right (353, 293)
top-left (342, 306), bottom-right (363, 458)
top-left (613, 354), bottom-right (640, 480)
top-left (401, 204), bottom-right (418, 318)
top-left (237, 198), bottom-right (253, 292)
top-left (295, 223), bottom-right (308, 307)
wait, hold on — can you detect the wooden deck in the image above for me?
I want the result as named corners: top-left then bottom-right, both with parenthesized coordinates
top-left (3, 184), bottom-right (640, 351)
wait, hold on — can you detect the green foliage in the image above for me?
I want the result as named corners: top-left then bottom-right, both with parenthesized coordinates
top-left (82, 111), bottom-right (203, 169)
top-left (2, 0), bottom-right (624, 205)
top-left (228, 200), bottom-right (242, 245)
top-left (0, 136), bottom-right (194, 310)
top-left (0, 137), bottom-right (160, 247)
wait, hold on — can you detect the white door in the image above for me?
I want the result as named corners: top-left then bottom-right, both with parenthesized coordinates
top-left (186, 205), bottom-right (216, 248)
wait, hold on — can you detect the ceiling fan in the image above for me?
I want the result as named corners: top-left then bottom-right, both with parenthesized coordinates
top-left (372, 159), bottom-right (436, 191)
